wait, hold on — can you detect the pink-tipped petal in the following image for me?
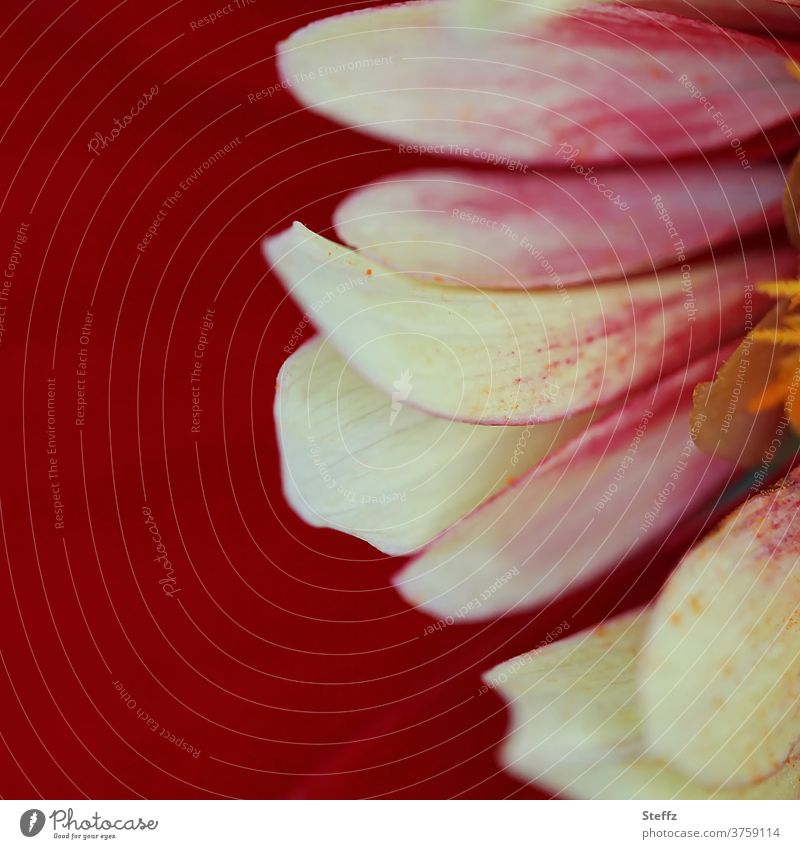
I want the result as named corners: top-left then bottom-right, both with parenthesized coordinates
top-left (334, 163), bottom-right (786, 289)
top-left (395, 351), bottom-right (736, 620)
top-left (277, 1), bottom-right (800, 165)
top-left (457, 1), bottom-right (800, 38)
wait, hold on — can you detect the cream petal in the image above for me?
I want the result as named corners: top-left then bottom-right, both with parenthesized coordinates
top-left (394, 352), bottom-right (735, 620)
top-left (487, 611), bottom-right (800, 798)
top-left (334, 163), bottom-right (785, 289)
top-left (264, 223), bottom-right (789, 425)
top-left (276, 337), bottom-right (590, 555)
top-left (640, 466), bottom-right (800, 789)
top-left (277, 1), bottom-right (800, 165)
top-left (690, 305), bottom-right (788, 467)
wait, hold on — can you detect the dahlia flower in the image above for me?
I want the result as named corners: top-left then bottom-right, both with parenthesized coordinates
top-left (267, 0), bottom-right (800, 798)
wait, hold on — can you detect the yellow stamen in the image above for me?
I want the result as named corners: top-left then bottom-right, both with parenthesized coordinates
top-left (788, 60), bottom-right (800, 81)
top-left (756, 279), bottom-right (800, 298)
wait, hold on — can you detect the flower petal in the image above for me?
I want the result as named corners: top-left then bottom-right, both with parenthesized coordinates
top-left (691, 305), bottom-right (789, 466)
top-left (394, 351), bottom-right (736, 619)
top-left (276, 337), bottom-right (591, 554)
top-left (264, 222), bottom-right (789, 425)
top-left (630, 0), bottom-right (800, 37)
top-left (486, 611), bottom-right (800, 798)
top-left (457, 1), bottom-right (800, 38)
top-left (334, 163), bottom-right (786, 289)
top-left (783, 150), bottom-right (800, 248)
top-left (277, 1), bottom-right (800, 165)
top-left (640, 466), bottom-right (800, 789)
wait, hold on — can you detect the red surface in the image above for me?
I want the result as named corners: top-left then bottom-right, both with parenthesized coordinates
top-left (0, 0), bottom-right (697, 799)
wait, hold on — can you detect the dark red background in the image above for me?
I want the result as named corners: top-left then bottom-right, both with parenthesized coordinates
top-left (0, 0), bottom-right (689, 799)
